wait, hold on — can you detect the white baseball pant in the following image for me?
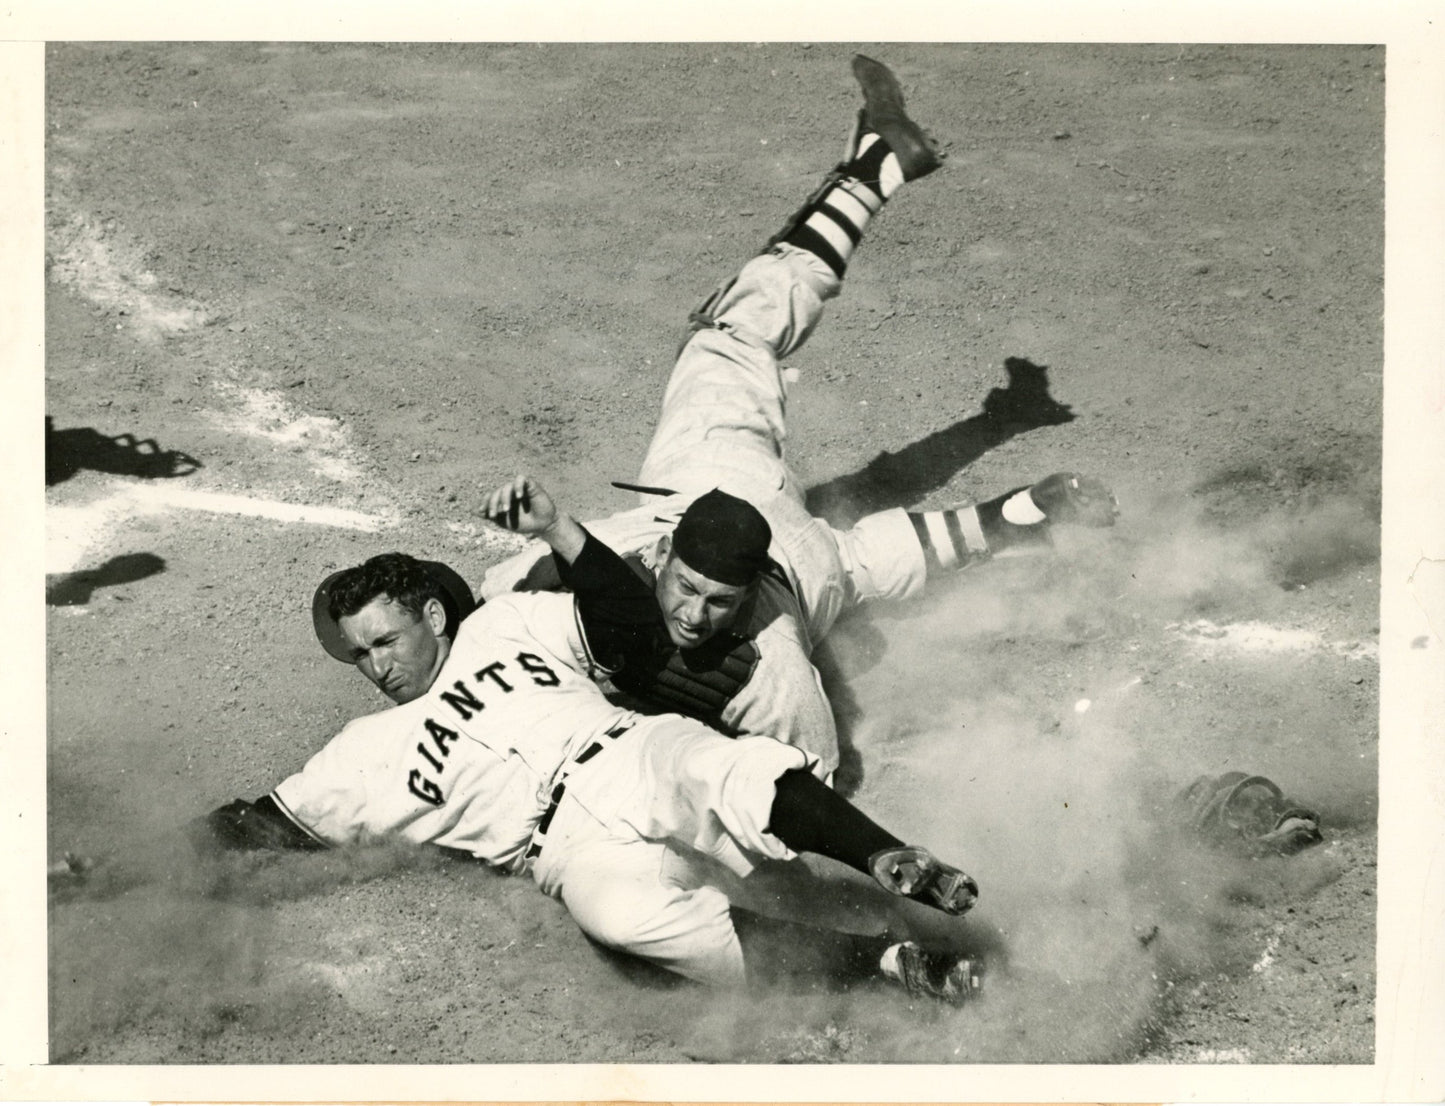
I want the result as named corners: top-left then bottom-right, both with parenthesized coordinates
top-left (529, 713), bottom-right (810, 986)
top-left (636, 244), bottom-right (928, 645)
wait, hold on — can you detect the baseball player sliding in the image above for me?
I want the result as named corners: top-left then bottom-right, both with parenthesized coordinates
top-left (478, 55), bottom-right (1119, 776)
top-left (197, 486), bottom-right (984, 1005)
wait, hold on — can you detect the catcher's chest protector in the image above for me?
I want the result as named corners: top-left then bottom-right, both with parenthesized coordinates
top-left (608, 551), bottom-right (763, 729)
top-left (622, 632), bottom-right (761, 732)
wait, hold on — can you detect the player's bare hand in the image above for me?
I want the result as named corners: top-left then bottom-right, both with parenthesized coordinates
top-left (480, 474), bottom-right (559, 536)
top-left (1030, 472), bottom-right (1120, 527)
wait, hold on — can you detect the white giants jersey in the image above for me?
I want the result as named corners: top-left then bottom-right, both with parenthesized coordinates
top-left (271, 592), bottom-right (636, 872)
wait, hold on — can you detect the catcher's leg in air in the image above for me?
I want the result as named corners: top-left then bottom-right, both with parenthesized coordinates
top-left (763, 53), bottom-right (941, 280)
top-left (635, 54), bottom-right (941, 498)
top-left (828, 472), bottom-right (1123, 609)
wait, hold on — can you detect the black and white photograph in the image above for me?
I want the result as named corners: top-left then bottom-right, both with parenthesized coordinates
top-left (7, 3), bottom-right (1444, 1101)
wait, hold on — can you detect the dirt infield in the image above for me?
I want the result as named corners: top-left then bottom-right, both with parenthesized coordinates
top-left (43, 43), bottom-right (1383, 1068)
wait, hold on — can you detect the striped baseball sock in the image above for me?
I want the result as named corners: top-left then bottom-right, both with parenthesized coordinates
top-left (908, 487), bottom-right (1055, 575)
top-left (776, 133), bottom-right (906, 278)
top-left (907, 505), bottom-right (991, 574)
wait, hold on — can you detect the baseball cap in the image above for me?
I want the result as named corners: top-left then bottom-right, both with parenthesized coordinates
top-left (671, 489), bottom-right (772, 586)
top-left (312, 557), bottom-right (477, 663)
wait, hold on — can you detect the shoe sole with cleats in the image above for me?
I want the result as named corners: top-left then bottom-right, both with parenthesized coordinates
top-left (851, 54), bottom-right (942, 181)
top-left (870, 845), bottom-right (979, 915)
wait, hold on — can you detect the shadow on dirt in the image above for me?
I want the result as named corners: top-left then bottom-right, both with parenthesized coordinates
top-left (46, 415), bottom-right (201, 486)
top-left (804, 357), bottom-right (1075, 526)
top-left (46, 552), bottom-right (167, 607)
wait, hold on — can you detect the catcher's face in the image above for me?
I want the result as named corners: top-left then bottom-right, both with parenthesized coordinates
top-left (338, 595), bottom-right (450, 704)
top-left (654, 553), bottom-right (750, 649)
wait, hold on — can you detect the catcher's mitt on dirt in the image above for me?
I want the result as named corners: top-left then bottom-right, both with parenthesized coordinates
top-left (1179, 771), bottom-right (1323, 856)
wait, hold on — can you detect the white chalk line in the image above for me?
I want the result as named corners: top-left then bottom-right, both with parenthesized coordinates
top-left (127, 483), bottom-right (392, 530)
top-left (1074, 620), bottom-right (1374, 717)
top-left (45, 479), bottom-right (528, 579)
top-left (1167, 619), bottom-right (1378, 661)
top-left (47, 482), bottom-right (395, 575)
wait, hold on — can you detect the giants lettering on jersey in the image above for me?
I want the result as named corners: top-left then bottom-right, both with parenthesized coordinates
top-left (406, 651), bottom-right (560, 805)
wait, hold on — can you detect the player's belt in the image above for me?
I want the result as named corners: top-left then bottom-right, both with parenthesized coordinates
top-left (524, 721), bottom-right (634, 862)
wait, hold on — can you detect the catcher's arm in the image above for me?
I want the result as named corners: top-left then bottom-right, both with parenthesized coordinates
top-left (480, 474), bottom-right (586, 562)
top-left (481, 474), bottom-right (664, 672)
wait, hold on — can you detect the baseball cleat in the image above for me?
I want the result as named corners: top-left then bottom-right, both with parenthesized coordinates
top-left (850, 54), bottom-right (942, 181)
top-left (869, 845), bottom-right (979, 915)
top-left (1028, 472), bottom-right (1121, 528)
top-left (889, 941), bottom-right (985, 1006)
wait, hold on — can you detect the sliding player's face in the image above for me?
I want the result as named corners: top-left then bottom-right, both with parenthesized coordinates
top-left (339, 595), bottom-right (450, 703)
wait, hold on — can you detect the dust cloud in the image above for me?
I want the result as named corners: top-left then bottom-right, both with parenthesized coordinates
top-left (45, 472), bottom-right (1377, 1062)
top-left (46, 831), bottom-right (453, 1061)
top-left (778, 470), bottom-right (1380, 1060)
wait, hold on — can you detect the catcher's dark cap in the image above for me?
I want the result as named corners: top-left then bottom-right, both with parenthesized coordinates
top-left (312, 557), bottom-right (477, 664)
top-left (671, 489), bottom-right (772, 587)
